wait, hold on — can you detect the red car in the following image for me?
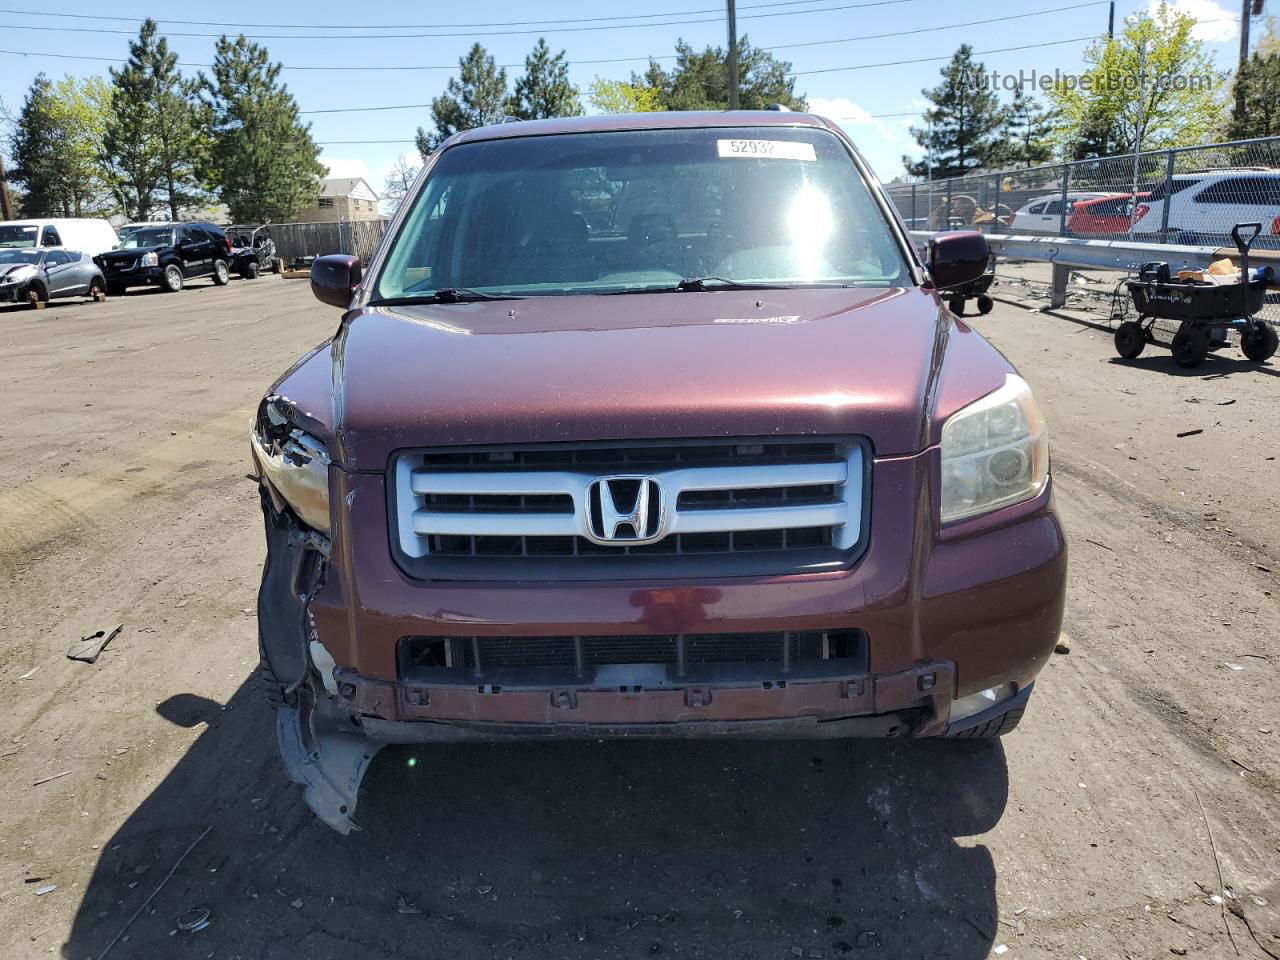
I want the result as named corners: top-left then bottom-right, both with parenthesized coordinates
top-left (1066, 192), bottom-right (1149, 236)
top-left (252, 112), bottom-right (1067, 834)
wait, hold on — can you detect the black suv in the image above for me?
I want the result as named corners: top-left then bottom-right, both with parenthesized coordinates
top-left (97, 221), bottom-right (232, 294)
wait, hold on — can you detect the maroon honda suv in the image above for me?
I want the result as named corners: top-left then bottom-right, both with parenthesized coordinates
top-left (251, 112), bottom-right (1066, 833)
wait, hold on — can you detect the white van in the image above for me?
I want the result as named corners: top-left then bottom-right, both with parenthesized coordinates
top-left (0, 218), bottom-right (119, 255)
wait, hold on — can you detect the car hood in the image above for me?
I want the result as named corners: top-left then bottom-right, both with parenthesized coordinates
top-left (101, 245), bottom-right (165, 257)
top-left (292, 287), bottom-right (1012, 470)
top-left (0, 264), bottom-right (37, 279)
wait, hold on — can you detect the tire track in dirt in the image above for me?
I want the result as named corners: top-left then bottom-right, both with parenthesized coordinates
top-left (0, 408), bottom-right (252, 573)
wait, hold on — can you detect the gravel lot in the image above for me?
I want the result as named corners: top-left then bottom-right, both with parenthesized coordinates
top-left (0, 274), bottom-right (1277, 960)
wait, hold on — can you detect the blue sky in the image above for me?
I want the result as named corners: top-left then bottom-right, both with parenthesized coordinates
top-left (0, 0), bottom-right (1249, 196)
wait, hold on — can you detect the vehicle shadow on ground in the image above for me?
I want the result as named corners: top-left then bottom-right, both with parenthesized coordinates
top-left (64, 679), bottom-right (1009, 960)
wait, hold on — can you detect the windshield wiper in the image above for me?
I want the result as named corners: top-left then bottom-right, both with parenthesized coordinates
top-left (367, 287), bottom-right (524, 306)
top-left (609, 277), bottom-right (850, 295)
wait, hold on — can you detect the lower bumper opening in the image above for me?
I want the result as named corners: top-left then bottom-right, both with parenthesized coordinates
top-left (396, 630), bottom-right (870, 688)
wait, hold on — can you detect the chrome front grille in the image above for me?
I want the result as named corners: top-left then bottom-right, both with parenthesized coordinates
top-left (391, 439), bottom-right (867, 580)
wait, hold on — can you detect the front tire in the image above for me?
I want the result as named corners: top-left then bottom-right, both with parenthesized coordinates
top-left (948, 295), bottom-right (966, 316)
top-left (243, 260), bottom-right (259, 280)
top-left (1114, 321), bottom-right (1145, 359)
top-left (162, 264), bottom-right (184, 293)
top-left (212, 259), bottom-right (230, 286)
top-left (976, 294), bottom-right (994, 315)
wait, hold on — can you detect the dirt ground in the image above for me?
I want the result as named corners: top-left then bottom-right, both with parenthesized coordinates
top-left (0, 272), bottom-right (1277, 960)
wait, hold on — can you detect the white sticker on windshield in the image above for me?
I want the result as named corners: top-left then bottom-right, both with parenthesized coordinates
top-left (717, 139), bottom-right (816, 161)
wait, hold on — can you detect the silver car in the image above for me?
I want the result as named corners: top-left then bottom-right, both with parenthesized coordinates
top-left (0, 248), bottom-right (106, 308)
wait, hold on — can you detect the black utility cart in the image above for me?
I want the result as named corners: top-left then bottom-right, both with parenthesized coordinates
top-left (946, 252), bottom-right (996, 316)
top-left (1113, 222), bottom-right (1279, 368)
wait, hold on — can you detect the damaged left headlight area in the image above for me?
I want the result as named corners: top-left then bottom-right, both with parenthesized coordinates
top-left (250, 395), bottom-right (332, 534)
top-left (252, 396), bottom-right (380, 836)
top-left (250, 394), bottom-right (335, 701)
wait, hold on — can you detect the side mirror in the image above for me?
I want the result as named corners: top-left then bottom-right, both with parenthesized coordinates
top-left (311, 254), bottom-right (362, 308)
top-left (926, 231), bottom-right (989, 290)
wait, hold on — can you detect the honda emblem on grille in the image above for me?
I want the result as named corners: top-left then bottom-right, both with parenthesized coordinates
top-left (585, 475), bottom-right (665, 545)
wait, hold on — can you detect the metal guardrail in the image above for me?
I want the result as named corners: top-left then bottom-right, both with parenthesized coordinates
top-left (909, 230), bottom-right (1280, 308)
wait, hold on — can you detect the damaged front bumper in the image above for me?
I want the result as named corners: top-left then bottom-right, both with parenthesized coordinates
top-left (275, 653), bottom-right (1029, 834)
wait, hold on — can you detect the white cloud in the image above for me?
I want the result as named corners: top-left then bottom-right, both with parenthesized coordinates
top-left (807, 96), bottom-right (921, 168)
top-left (1148, 0), bottom-right (1238, 43)
top-left (809, 97), bottom-right (915, 142)
top-left (318, 155), bottom-right (374, 182)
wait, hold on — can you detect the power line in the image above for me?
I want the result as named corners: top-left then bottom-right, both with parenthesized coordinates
top-left (293, 2), bottom-right (1107, 110)
top-left (791, 35), bottom-right (1098, 75)
top-left (768, 1), bottom-right (1104, 51)
top-left (0, 0), bottom-right (913, 40)
top-left (0, 0), bottom-right (842, 31)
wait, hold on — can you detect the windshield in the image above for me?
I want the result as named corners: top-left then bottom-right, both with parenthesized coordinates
top-left (0, 249), bottom-right (41, 264)
top-left (375, 126), bottom-right (909, 301)
top-left (0, 224), bottom-right (39, 249)
top-left (117, 228), bottom-right (174, 249)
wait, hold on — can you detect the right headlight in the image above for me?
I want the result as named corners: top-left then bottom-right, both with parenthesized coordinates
top-left (251, 397), bottom-right (331, 533)
top-left (940, 373), bottom-right (1049, 524)
top-left (140, 252), bottom-right (158, 267)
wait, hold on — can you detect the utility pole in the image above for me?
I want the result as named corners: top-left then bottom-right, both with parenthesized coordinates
top-left (1108, 1), bottom-right (1115, 38)
top-left (1240, 0), bottom-right (1252, 71)
top-left (726, 0), bottom-right (740, 110)
top-left (0, 153), bottom-right (12, 221)
top-left (1128, 40), bottom-right (1148, 238)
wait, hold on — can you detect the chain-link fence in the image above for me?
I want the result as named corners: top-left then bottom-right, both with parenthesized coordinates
top-left (886, 136), bottom-right (1280, 339)
top-left (242, 219), bottom-right (390, 265)
top-left (885, 135), bottom-right (1280, 248)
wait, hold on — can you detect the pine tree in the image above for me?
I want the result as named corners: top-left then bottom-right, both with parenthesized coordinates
top-left (148, 28), bottom-right (206, 220)
top-left (201, 35), bottom-right (325, 223)
top-left (1001, 88), bottom-right (1056, 167)
top-left (905, 45), bottom-right (1005, 179)
top-left (415, 44), bottom-right (510, 157)
top-left (10, 75), bottom-right (65, 217)
top-left (1229, 49), bottom-right (1280, 140)
top-left (636, 38), bottom-right (805, 112)
top-left (102, 21), bottom-right (166, 221)
top-left (510, 39), bottom-right (582, 121)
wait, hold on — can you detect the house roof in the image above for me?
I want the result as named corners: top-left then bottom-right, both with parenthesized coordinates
top-left (318, 177), bottom-right (379, 202)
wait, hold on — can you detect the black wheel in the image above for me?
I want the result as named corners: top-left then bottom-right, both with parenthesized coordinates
top-left (87, 277), bottom-right (105, 302)
top-left (1241, 322), bottom-right (1279, 362)
top-left (271, 258), bottom-right (282, 275)
top-left (976, 295), bottom-right (994, 315)
top-left (244, 260), bottom-right (260, 280)
top-left (26, 282), bottom-right (48, 309)
top-left (107, 281), bottom-right (126, 297)
top-left (1171, 326), bottom-right (1210, 368)
top-left (212, 259), bottom-right (230, 286)
top-left (948, 295), bottom-right (966, 316)
top-left (162, 264), bottom-right (184, 293)
top-left (1114, 321), bottom-right (1145, 359)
